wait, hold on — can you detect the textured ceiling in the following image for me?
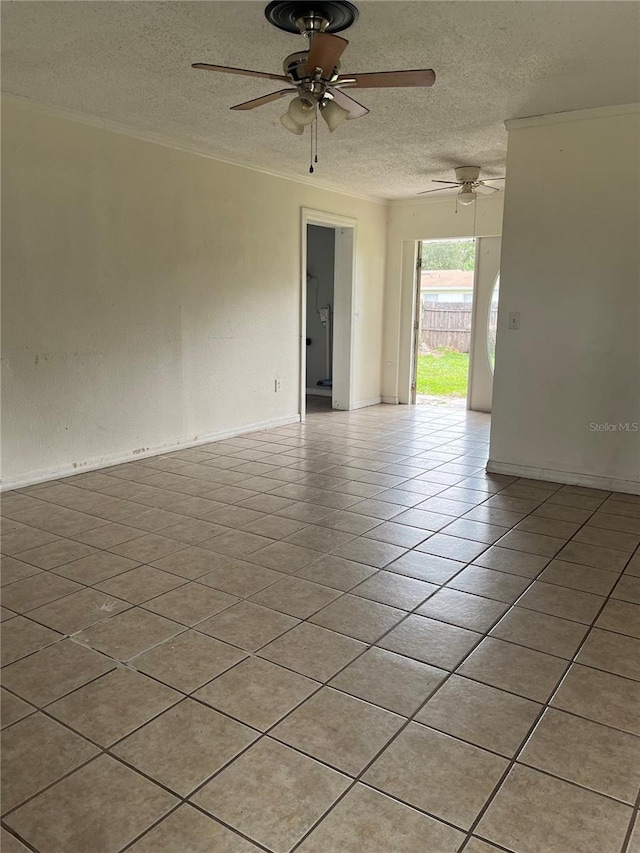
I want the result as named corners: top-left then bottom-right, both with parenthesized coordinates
top-left (2, 1), bottom-right (639, 199)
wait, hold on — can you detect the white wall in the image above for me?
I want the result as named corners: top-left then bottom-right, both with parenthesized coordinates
top-left (1, 98), bottom-right (387, 487)
top-left (489, 105), bottom-right (640, 493)
top-left (383, 195), bottom-right (504, 403)
top-left (306, 225), bottom-right (335, 391)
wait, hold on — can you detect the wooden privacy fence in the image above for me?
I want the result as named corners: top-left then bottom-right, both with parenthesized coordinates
top-left (420, 301), bottom-right (498, 353)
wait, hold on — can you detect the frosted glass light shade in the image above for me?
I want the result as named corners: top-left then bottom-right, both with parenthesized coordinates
top-left (288, 96), bottom-right (316, 126)
top-left (280, 112), bottom-right (304, 134)
top-left (320, 99), bottom-right (349, 132)
top-left (458, 187), bottom-right (477, 206)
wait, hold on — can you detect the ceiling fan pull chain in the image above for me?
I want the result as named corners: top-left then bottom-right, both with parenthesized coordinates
top-left (309, 119), bottom-right (314, 173)
top-left (315, 116), bottom-right (319, 164)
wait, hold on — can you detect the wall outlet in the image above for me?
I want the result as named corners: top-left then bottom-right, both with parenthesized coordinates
top-left (508, 312), bottom-right (521, 330)
top-left (274, 379), bottom-right (282, 393)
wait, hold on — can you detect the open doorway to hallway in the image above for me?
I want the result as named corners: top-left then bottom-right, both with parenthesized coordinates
top-left (413, 238), bottom-right (476, 405)
top-left (305, 224), bottom-right (335, 413)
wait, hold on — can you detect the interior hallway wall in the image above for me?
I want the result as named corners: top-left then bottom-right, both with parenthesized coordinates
top-left (1, 98), bottom-right (387, 487)
top-left (489, 105), bottom-right (640, 492)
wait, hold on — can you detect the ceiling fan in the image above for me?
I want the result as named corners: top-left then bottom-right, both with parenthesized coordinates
top-left (191, 0), bottom-right (435, 153)
top-left (418, 166), bottom-right (506, 205)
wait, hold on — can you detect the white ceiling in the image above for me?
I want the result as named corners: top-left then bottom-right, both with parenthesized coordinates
top-left (2, 1), bottom-right (639, 199)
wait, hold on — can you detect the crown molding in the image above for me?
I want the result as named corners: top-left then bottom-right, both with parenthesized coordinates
top-left (505, 102), bottom-right (640, 131)
top-left (2, 94), bottom-right (388, 206)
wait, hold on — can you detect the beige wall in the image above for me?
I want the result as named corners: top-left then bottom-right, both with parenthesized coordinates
top-left (1, 99), bottom-right (387, 487)
top-left (489, 106), bottom-right (640, 492)
top-left (383, 195), bottom-right (504, 403)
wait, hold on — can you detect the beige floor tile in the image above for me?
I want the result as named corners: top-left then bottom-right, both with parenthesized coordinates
top-left (473, 545), bottom-right (550, 578)
top-left (627, 816), bottom-right (640, 853)
top-left (127, 805), bottom-right (262, 852)
top-left (556, 540), bottom-right (629, 572)
top-left (351, 571), bottom-right (438, 610)
top-left (272, 687), bottom-right (403, 775)
top-left (198, 558), bottom-right (285, 598)
top-left (539, 559), bottom-right (619, 595)
top-left (11, 538), bottom-right (96, 570)
top-left (387, 550), bottom-right (466, 583)
top-left (26, 587), bottom-right (131, 634)
top-left (378, 614), bottom-right (481, 670)
top-left (363, 521), bottom-right (430, 548)
top-left (206, 505), bottom-right (266, 529)
top-left (476, 763), bottom-right (632, 853)
top-left (417, 588), bottom-right (509, 632)
top-left (596, 598), bottom-right (640, 638)
top-left (576, 628), bottom-right (640, 680)
top-left (250, 576), bottom-right (341, 619)
top-left (573, 525), bottom-right (640, 552)
top-left (520, 707), bottom-right (640, 803)
top-left (94, 565), bottom-right (185, 604)
top-left (73, 607), bottom-right (184, 660)
top-left (191, 738), bottom-right (349, 853)
top-left (441, 519), bottom-right (509, 544)
top-left (202, 529), bottom-right (275, 558)
top-left (109, 533), bottom-right (188, 562)
top-left (113, 699), bottom-right (257, 796)
top-left (551, 663), bottom-right (640, 735)
top-left (1, 689), bottom-right (35, 729)
top-left (1, 616), bottom-right (62, 665)
top-left (131, 630), bottom-right (246, 692)
top-left (1, 556), bottom-right (42, 586)
top-left (242, 514), bottom-right (308, 540)
top-left (197, 601), bottom-right (299, 652)
top-left (517, 580), bottom-right (604, 624)
top-left (490, 606), bottom-right (588, 658)
top-left (142, 581), bottom-right (237, 625)
top-left (1, 572), bottom-right (83, 614)
top-left (1, 712), bottom-right (99, 813)
top-left (1, 639), bottom-right (115, 706)
top-left (295, 553), bottom-right (377, 590)
top-left (587, 511), bottom-right (640, 536)
top-left (53, 550), bottom-right (141, 584)
top-left (446, 565), bottom-right (531, 604)
top-left (515, 516), bottom-right (580, 539)
top-left (150, 545), bottom-right (219, 579)
top-left (297, 783), bottom-right (464, 853)
top-left (392, 508), bottom-right (453, 532)
top-left (318, 510), bottom-right (382, 535)
top-left (626, 552), bottom-right (640, 576)
top-left (70, 522), bottom-right (145, 548)
top-left (416, 675), bottom-right (541, 756)
top-left (309, 595), bottom-right (405, 643)
top-left (331, 537), bottom-right (407, 568)
top-left (613, 574), bottom-right (640, 604)
top-left (258, 622), bottom-right (366, 681)
top-left (0, 526), bottom-right (59, 556)
top-left (329, 647), bottom-right (446, 715)
top-left (416, 533), bottom-right (488, 562)
top-left (458, 636), bottom-right (567, 702)
top-left (0, 828), bottom-right (31, 852)
top-left (464, 838), bottom-right (504, 853)
top-left (248, 540), bottom-right (325, 572)
top-left (363, 723), bottom-right (508, 830)
top-left (48, 666), bottom-right (180, 745)
top-left (5, 754), bottom-right (178, 852)
top-left (195, 656), bottom-right (318, 730)
top-left (496, 529), bottom-right (564, 557)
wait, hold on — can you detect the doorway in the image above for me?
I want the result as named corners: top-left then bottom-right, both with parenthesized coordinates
top-left (300, 209), bottom-right (356, 421)
top-left (412, 238), bottom-right (476, 405)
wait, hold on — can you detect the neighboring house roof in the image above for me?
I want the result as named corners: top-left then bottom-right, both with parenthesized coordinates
top-left (421, 270), bottom-right (474, 290)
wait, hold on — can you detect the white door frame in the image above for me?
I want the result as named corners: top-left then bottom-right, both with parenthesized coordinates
top-left (300, 208), bottom-right (357, 422)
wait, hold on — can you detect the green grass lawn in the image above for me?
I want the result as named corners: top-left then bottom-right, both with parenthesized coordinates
top-left (417, 350), bottom-right (470, 397)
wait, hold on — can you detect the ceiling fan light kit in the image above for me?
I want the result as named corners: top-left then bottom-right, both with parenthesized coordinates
top-left (418, 166), bottom-right (507, 206)
top-left (191, 0), bottom-right (435, 171)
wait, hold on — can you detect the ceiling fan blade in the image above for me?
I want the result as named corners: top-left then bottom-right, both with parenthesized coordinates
top-left (431, 180), bottom-right (460, 185)
top-left (192, 63), bottom-right (289, 82)
top-left (330, 88), bottom-right (369, 119)
top-left (337, 69), bottom-right (435, 89)
top-left (230, 89), bottom-right (295, 111)
top-left (305, 33), bottom-right (349, 78)
top-left (476, 184), bottom-right (501, 195)
top-left (417, 187), bottom-right (457, 195)
top-left (481, 177), bottom-right (506, 182)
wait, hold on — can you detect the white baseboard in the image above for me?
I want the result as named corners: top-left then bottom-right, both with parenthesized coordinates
top-left (1, 414), bottom-right (302, 492)
top-left (381, 396), bottom-right (399, 405)
top-left (486, 459), bottom-right (640, 496)
top-left (306, 387), bottom-right (332, 398)
top-left (351, 397), bottom-right (382, 410)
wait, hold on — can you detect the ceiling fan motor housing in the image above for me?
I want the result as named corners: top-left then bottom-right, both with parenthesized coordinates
top-left (455, 165), bottom-right (481, 184)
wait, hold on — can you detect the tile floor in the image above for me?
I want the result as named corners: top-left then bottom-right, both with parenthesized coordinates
top-left (1, 401), bottom-right (639, 853)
